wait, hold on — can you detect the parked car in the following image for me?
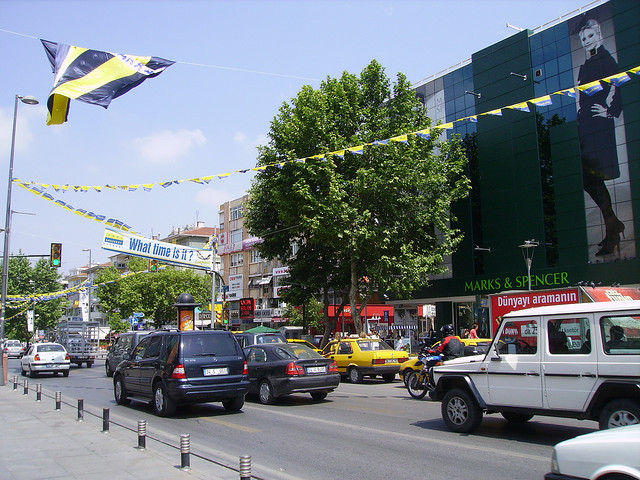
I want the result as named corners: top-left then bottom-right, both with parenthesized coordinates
top-left (234, 331), bottom-right (287, 348)
top-left (3, 339), bottom-right (25, 358)
top-left (287, 338), bottom-right (322, 353)
top-left (399, 337), bottom-right (492, 385)
top-left (244, 343), bottom-right (340, 404)
top-left (21, 343), bottom-right (70, 377)
top-left (432, 301), bottom-right (640, 433)
top-left (321, 337), bottom-right (408, 383)
top-left (545, 424), bottom-right (640, 480)
top-left (105, 330), bottom-right (152, 377)
top-left (113, 329), bottom-right (249, 416)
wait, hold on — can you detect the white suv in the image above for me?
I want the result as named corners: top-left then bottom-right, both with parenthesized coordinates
top-left (431, 301), bottom-right (640, 433)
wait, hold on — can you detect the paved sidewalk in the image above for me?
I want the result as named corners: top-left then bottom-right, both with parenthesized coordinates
top-left (0, 381), bottom-right (238, 480)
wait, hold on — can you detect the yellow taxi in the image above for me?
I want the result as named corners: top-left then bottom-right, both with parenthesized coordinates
top-left (399, 337), bottom-right (492, 384)
top-left (287, 338), bottom-right (321, 353)
top-left (321, 337), bottom-right (408, 383)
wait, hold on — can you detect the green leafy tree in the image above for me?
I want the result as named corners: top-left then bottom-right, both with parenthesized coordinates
top-left (95, 264), bottom-right (212, 329)
top-left (246, 60), bottom-right (470, 335)
top-left (282, 296), bottom-right (324, 334)
top-left (2, 254), bottom-right (66, 341)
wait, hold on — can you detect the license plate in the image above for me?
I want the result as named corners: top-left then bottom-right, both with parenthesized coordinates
top-left (306, 366), bottom-right (326, 374)
top-left (46, 364), bottom-right (55, 368)
top-left (203, 367), bottom-right (228, 376)
top-left (385, 359), bottom-right (398, 364)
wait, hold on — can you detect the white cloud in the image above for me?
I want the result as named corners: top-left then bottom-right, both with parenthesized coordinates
top-left (233, 131), bottom-right (268, 153)
top-left (130, 129), bottom-right (206, 164)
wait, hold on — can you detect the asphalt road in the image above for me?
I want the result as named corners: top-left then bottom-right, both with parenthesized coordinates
top-left (7, 358), bottom-right (600, 480)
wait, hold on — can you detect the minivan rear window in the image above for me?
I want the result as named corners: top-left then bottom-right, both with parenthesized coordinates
top-left (183, 334), bottom-right (238, 357)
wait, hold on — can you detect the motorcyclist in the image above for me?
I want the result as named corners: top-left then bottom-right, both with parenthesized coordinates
top-left (429, 324), bottom-right (464, 361)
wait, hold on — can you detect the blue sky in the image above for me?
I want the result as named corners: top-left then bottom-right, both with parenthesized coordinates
top-left (0, 0), bottom-right (600, 271)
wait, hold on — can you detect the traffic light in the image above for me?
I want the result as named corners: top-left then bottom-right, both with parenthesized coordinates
top-left (215, 309), bottom-right (222, 322)
top-left (50, 243), bottom-right (62, 268)
top-left (149, 259), bottom-right (159, 272)
top-left (222, 301), bottom-right (230, 324)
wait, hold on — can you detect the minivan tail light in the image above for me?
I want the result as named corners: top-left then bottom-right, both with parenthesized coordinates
top-left (286, 362), bottom-right (305, 376)
top-left (243, 361), bottom-right (248, 375)
top-left (172, 364), bottom-right (187, 379)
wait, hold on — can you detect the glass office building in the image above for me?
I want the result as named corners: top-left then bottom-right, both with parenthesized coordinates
top-left (404, 0), bottom-right (640, 336)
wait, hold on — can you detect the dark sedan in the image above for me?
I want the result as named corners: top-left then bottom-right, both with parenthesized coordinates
top-left (244, 343), bottom-right (340, 404)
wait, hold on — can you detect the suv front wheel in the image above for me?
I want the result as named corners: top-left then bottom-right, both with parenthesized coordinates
top-left (441, 388), bottom-right (483, 433)
top-left (599, 399), bottom-right (640, 429)
top-left (114, 375), bottom-right (130, 405)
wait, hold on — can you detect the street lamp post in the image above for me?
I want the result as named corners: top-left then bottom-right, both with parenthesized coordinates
top-left (82, 249), bottom-right (92, 322)
top-left (518, 239), bottom-right (539, 291)
top-left (0, 95), bottom-right (38, 386)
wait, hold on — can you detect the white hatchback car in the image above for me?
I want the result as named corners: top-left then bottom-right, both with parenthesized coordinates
top-left (21, 343), bottom-right (71, 378)
top-left (545, 424), bottom-right (640, 480)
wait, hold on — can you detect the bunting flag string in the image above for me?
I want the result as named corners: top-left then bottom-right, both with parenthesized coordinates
top-left (15, 64), bottom-right (640, 195)
top-left (17, 182), bottom-right (142, 236)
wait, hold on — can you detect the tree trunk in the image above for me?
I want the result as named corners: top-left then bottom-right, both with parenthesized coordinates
top-left (320, 290), bottom-right (335, 348)
top-left (350, 255), bottom-right (363, 335)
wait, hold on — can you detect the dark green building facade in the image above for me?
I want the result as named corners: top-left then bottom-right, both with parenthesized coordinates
top-left (406, 0), bottom-right (639, 336)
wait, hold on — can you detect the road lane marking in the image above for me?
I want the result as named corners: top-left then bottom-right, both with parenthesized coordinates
top-left (202, 416), bottom-right (261, 433)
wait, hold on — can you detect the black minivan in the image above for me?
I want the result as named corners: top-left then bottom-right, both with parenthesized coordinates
top-left (113, 330), bottom-right (249, 416)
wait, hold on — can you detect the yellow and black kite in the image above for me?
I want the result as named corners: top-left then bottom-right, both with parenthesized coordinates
top-left (41, 39), bottom-right (175, 125)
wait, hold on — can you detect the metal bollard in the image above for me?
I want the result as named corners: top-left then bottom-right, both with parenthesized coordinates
top-left (77, 399), bottom-right (84, 422)
top-left (137, 420), bottom-right (146, 450)
top-left (23, 380), bottom-right (29, 395)
top-left (180, 434), bottom-right (190, 470)
top-left (12, 375), bottom-right (17, 390)
top-left (55, 391), bottom-right (61, 410)
top-left (36, 384), bottom-right (42, 402)
top-left (102, 408), bottom-right (110, 433)
top-left (239, 455), bottom-right (252, 480)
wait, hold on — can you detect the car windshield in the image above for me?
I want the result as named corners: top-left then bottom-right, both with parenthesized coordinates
top-left (257, 335), bottom-right (285, 344)
top-left (37, 345), bottom-right (65, 353)
top-left (6, 341), bottom-right (20, 346)
top-left (273, 344), bottom-right (322, 360)
top-left (357, 340), bottom-right (392, 351)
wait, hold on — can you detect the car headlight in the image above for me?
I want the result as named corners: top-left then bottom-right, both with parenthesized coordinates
top-left (550, 449), bottom-right (559, 474)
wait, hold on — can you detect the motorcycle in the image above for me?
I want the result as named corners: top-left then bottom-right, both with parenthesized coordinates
top-left (405, 352), bottom-right (443, 399)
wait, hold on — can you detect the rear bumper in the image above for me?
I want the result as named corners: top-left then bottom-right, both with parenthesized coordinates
top-left (351, 364), bottom-right (400, 376)
top-left (167, 378), bottom-right (250, 404)
top-left (29, 362), bottom-right (70, 372)
top-left (272, 374), bottom-right (340, 396)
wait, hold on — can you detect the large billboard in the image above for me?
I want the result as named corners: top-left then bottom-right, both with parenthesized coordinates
top-left (568, 2), bottom-right (636, 262)
top-left (102, 228), bottom-right (213, 270)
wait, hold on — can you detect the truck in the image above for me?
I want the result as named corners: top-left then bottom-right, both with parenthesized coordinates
top-left (55, 321), bottom-right (100, 367)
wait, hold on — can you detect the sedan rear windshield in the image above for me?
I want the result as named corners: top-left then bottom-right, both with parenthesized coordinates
top-left (37, 345), bottom-right (65, 352)
top-left (357, 340), bottom-right (392, 351)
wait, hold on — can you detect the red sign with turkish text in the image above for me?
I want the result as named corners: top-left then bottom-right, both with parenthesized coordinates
top-left (490, 288), bottom-right (580, 336)
top-left (239, 298), bottom-right (255, 319)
